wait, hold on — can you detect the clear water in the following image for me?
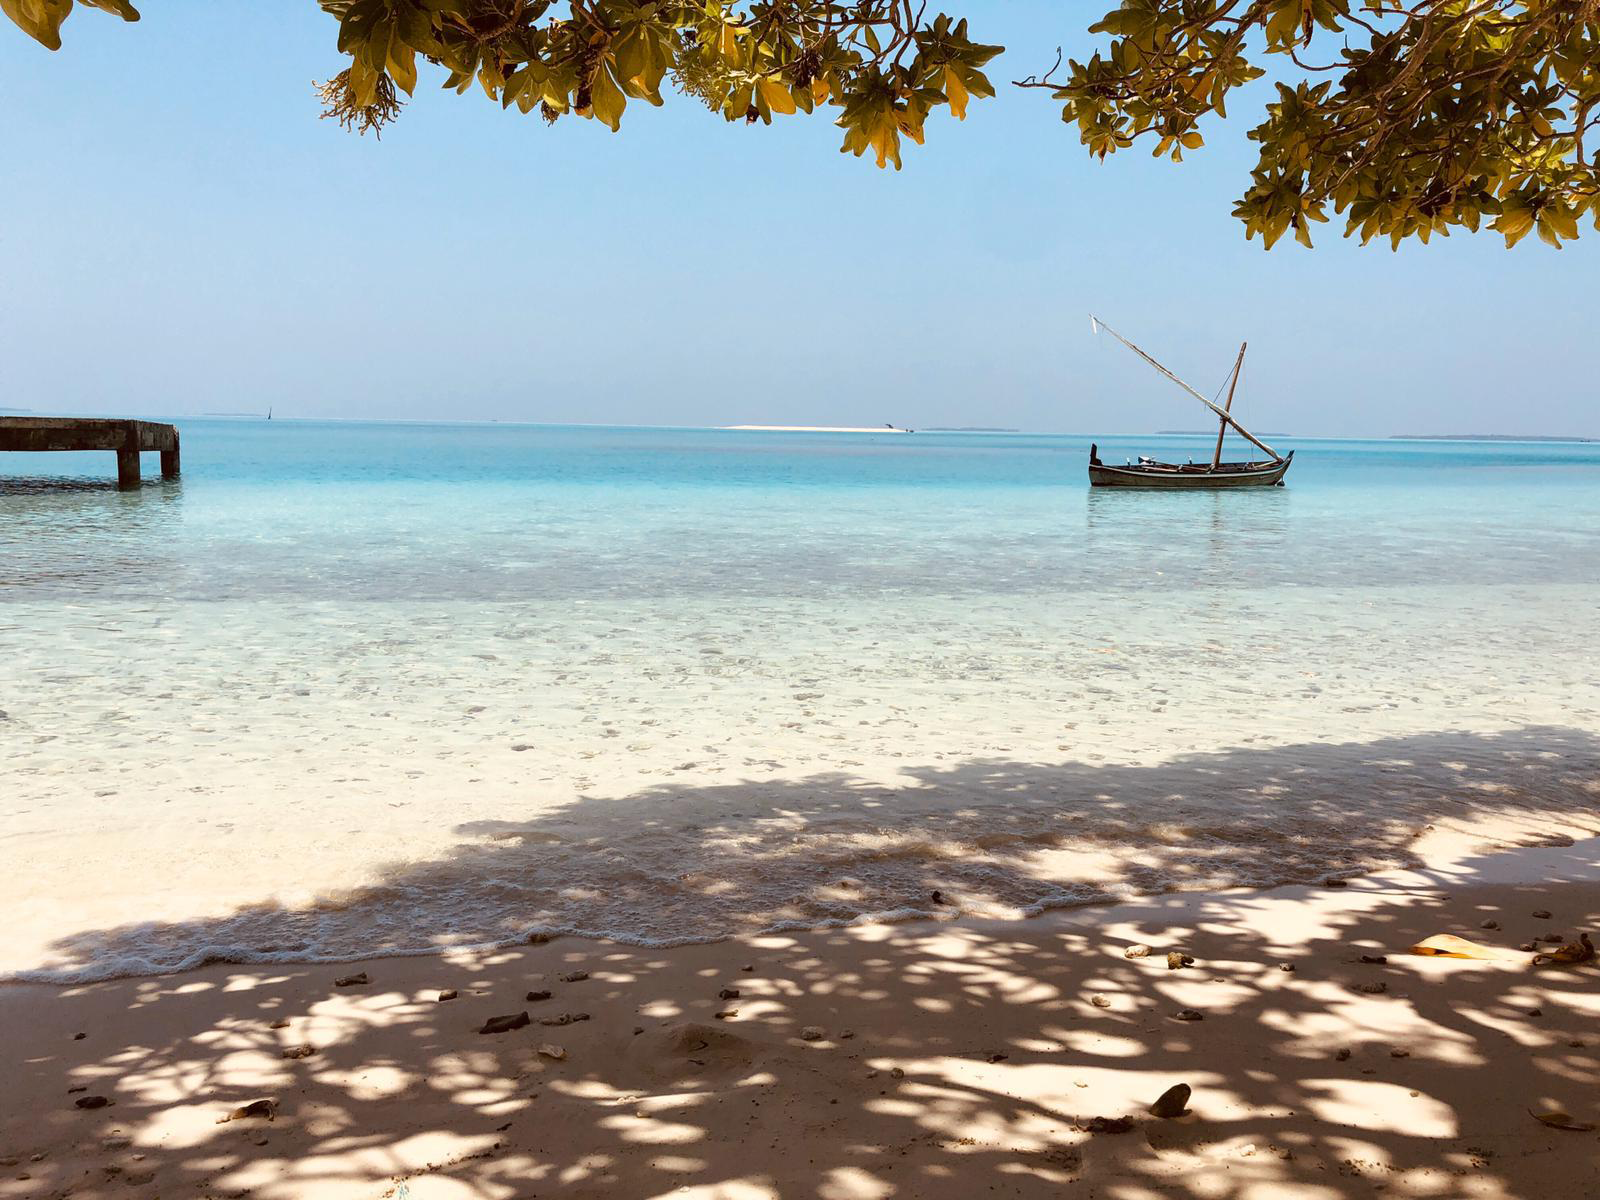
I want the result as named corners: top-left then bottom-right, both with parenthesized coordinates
top-left (4, 422), bottom-right (1599, 980)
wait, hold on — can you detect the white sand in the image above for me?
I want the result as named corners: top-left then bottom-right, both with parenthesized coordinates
top-left (3, 838), bottom-right (1596, 1199)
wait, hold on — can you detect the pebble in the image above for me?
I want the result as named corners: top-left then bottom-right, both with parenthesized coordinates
top-left (1335, 1048), bottom-right (1351, 1061)
top-left (1481, 919), bottom-right (1500, 930)
top-left (1357, 982), bottom-right (1388, 995)
top-left (718, 988), bottom-right (740, 1000)
top-left (1083, 1115), bottom-right (1134, 1134)
top-left (1325, 878), bottom-right (1348, 889)
top-left (510, 743), bottom-right (532, 752)
top-left (1148, 1082), bottom-right (1191, 1119)
top-left (839, 1029), bottom-right (856, 1040)
top-left (1526, 1008), bottom-right (1542, 1017)
top-left (1166, 952), bottom-right (1195, 970)
top-left (1359, 954), bottom-right (1388, 964)
top-left (1390, 1048), bottom-right (1410, 1058)
top-left (890, 1067), bottom-right (906, 1079)
top-left (74, 1095), bottom-right (111, 1109)
top-left (1172, 1008), bottom-right (1204, 1022)
top-left (526, 932), bottom-right (553, 945)
top-left (1277, 962), bottom-right (1296, 972)
top-left (715, 1009), bottom-right (739, 1020)
top-left (281, 1044), bottom-right (317, 1060)
top-left (1090, 994), bottom-right (1112, 1008)
top-left (438, 990), bottom-right (458, 1002)
top-left (740, 964), bottom-right (754, 972)
top-left (478, 1012), bottom-right (530, 1035)
top-left (526, 990), bottom-right (552, 1002)
top-left (1520, 942), bottom-right (1537, 952)
top-left (1533, 909), bottom-right (1552, 919)
top-left (72, 1032), bottom-right (86, 1041)
top-left (539, 1013), bottom-right (578, 1026)
top-left (536, 1043), bottom-right (566, 1061)
top-left (334, 972), bottom-right (368, 988)
top-left (800, 1026), bottom-right (826, 1041)
top-left (1123, 944), bottom-right (1151, 959)
top-left (268, 1018), bottom-right (291, 1029)
top-left (558, 971), bottom-right (589, 983)
top-left (102, 1135), bottom-right (131, 1151)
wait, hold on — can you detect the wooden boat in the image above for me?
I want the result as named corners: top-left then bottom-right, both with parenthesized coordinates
top-left (1088, 316), bottom-right (1293, 488)
top-left (1088, 451), bottom-right (1292, 488)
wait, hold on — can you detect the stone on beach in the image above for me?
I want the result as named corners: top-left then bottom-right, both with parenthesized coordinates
top-left (1167, 951), bottom-right (1195, 970)
top-left (1123, 943), bottom-right (1151, 959)
top-left (1148, 1083), bottom-right (1192, 1118)
top-left (526, 989), bottom-right (552, 1001)
top-left (1172, 1009), bottom-right (1204, 1022)
top-left (478, 1012), bottom-right (530, 1035)
top-left (73, 1095), bottom-right (110, 1109)
top-left (281, 1044), bottom-right (317, 1060)
top-left (800, 1026), bottom-right (826, 1041)
top-left (437, 989), bottom-right (457, 1002)
top-left (536, 1043), bottom-right (566, 1061)
top-left (558, 971), bottom-right (589, 983)
top-left (334, 972), bottom-right (368, 987)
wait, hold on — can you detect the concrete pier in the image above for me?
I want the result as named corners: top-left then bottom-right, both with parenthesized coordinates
top-left (0, 417), bottom-right (180, 488)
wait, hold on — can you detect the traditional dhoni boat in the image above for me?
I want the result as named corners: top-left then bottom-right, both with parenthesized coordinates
top-left (1087, 316), bottom-right (1293, 488)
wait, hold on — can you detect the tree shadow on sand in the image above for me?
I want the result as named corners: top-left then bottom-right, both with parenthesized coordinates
top-left (4, 726), bottom-right (1600, 1198)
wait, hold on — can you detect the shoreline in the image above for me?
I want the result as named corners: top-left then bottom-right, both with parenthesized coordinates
top-left (4, 838), bottom-right (1596, 1199)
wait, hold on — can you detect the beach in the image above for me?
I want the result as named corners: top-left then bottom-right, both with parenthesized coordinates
top-left (4, 424), bottom-right (1600, 1195)
top-left (3, 838), bottom-right (1597, 1199)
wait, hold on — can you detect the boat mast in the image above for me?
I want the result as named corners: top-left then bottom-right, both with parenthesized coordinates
top-left (1212, 342), bottom-right (1246, 468)
top-left (1090, 316), bottom-right (1279, 460)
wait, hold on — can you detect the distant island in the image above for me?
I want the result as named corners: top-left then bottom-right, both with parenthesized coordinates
top-left (1392, 434), bottom-right (1597, 443)
top-left (725, 425), bottom-right (913, 433)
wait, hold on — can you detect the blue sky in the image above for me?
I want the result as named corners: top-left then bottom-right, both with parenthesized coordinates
top-left (3, 3), bottom-right (1594, 436)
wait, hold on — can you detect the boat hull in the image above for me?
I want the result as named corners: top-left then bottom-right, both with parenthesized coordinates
top-left (1088, 451), bottom-right (1292, 489)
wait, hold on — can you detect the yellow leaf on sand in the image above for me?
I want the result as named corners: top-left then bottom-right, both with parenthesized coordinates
top-left (1406, 934), bottom-right (1526, 961)
top-left (1530, 1109), bottom-right (1596, 1132)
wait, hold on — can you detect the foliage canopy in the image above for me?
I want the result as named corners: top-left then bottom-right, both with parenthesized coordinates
top-left (7, 0), bottom-right (1598, 248)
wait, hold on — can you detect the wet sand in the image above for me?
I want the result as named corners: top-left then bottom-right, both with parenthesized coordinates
top-left (3, 839), bottom-right (1596, 1200)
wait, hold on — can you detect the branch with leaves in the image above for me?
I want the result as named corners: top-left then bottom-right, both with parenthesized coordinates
top-left (7, 0), bottom-right (1598, 247)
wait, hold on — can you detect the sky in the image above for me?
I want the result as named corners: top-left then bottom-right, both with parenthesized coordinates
top-left (2, 3), bottom-right (1595, 437)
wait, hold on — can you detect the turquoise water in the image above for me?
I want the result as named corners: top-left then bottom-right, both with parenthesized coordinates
top-left (6, 422), bottom-right (1600, 600)
top-left (4, 423), bottom-right (1600, 980)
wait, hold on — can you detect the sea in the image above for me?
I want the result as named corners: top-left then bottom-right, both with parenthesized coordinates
top-left (4, 421), bottom-right (1599, 982)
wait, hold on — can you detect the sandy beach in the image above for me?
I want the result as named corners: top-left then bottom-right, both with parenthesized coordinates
top-left (4, 837), bottom-right (1596, 1199)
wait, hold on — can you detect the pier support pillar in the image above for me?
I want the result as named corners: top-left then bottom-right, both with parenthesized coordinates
top-left (160, 437), bottom-right (180, 478)
top-left (117, 446), bottom-right (140, 489)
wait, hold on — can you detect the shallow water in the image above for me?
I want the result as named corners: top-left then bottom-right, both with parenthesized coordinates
top-left (4, 423), bottom-right (1599, 980)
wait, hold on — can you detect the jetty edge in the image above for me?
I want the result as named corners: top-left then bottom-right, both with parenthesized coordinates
top-left (0, 416), bottom-right (180, 488)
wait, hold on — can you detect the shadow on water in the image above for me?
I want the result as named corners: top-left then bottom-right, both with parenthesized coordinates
top-left (4, 728), bottom-right (1599, 1196)
top-left (0, 474), bottom-right (184, 592)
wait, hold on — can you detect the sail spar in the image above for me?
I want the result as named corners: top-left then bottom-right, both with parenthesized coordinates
top-left (1089, 315), bottom-right (1278, 460)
